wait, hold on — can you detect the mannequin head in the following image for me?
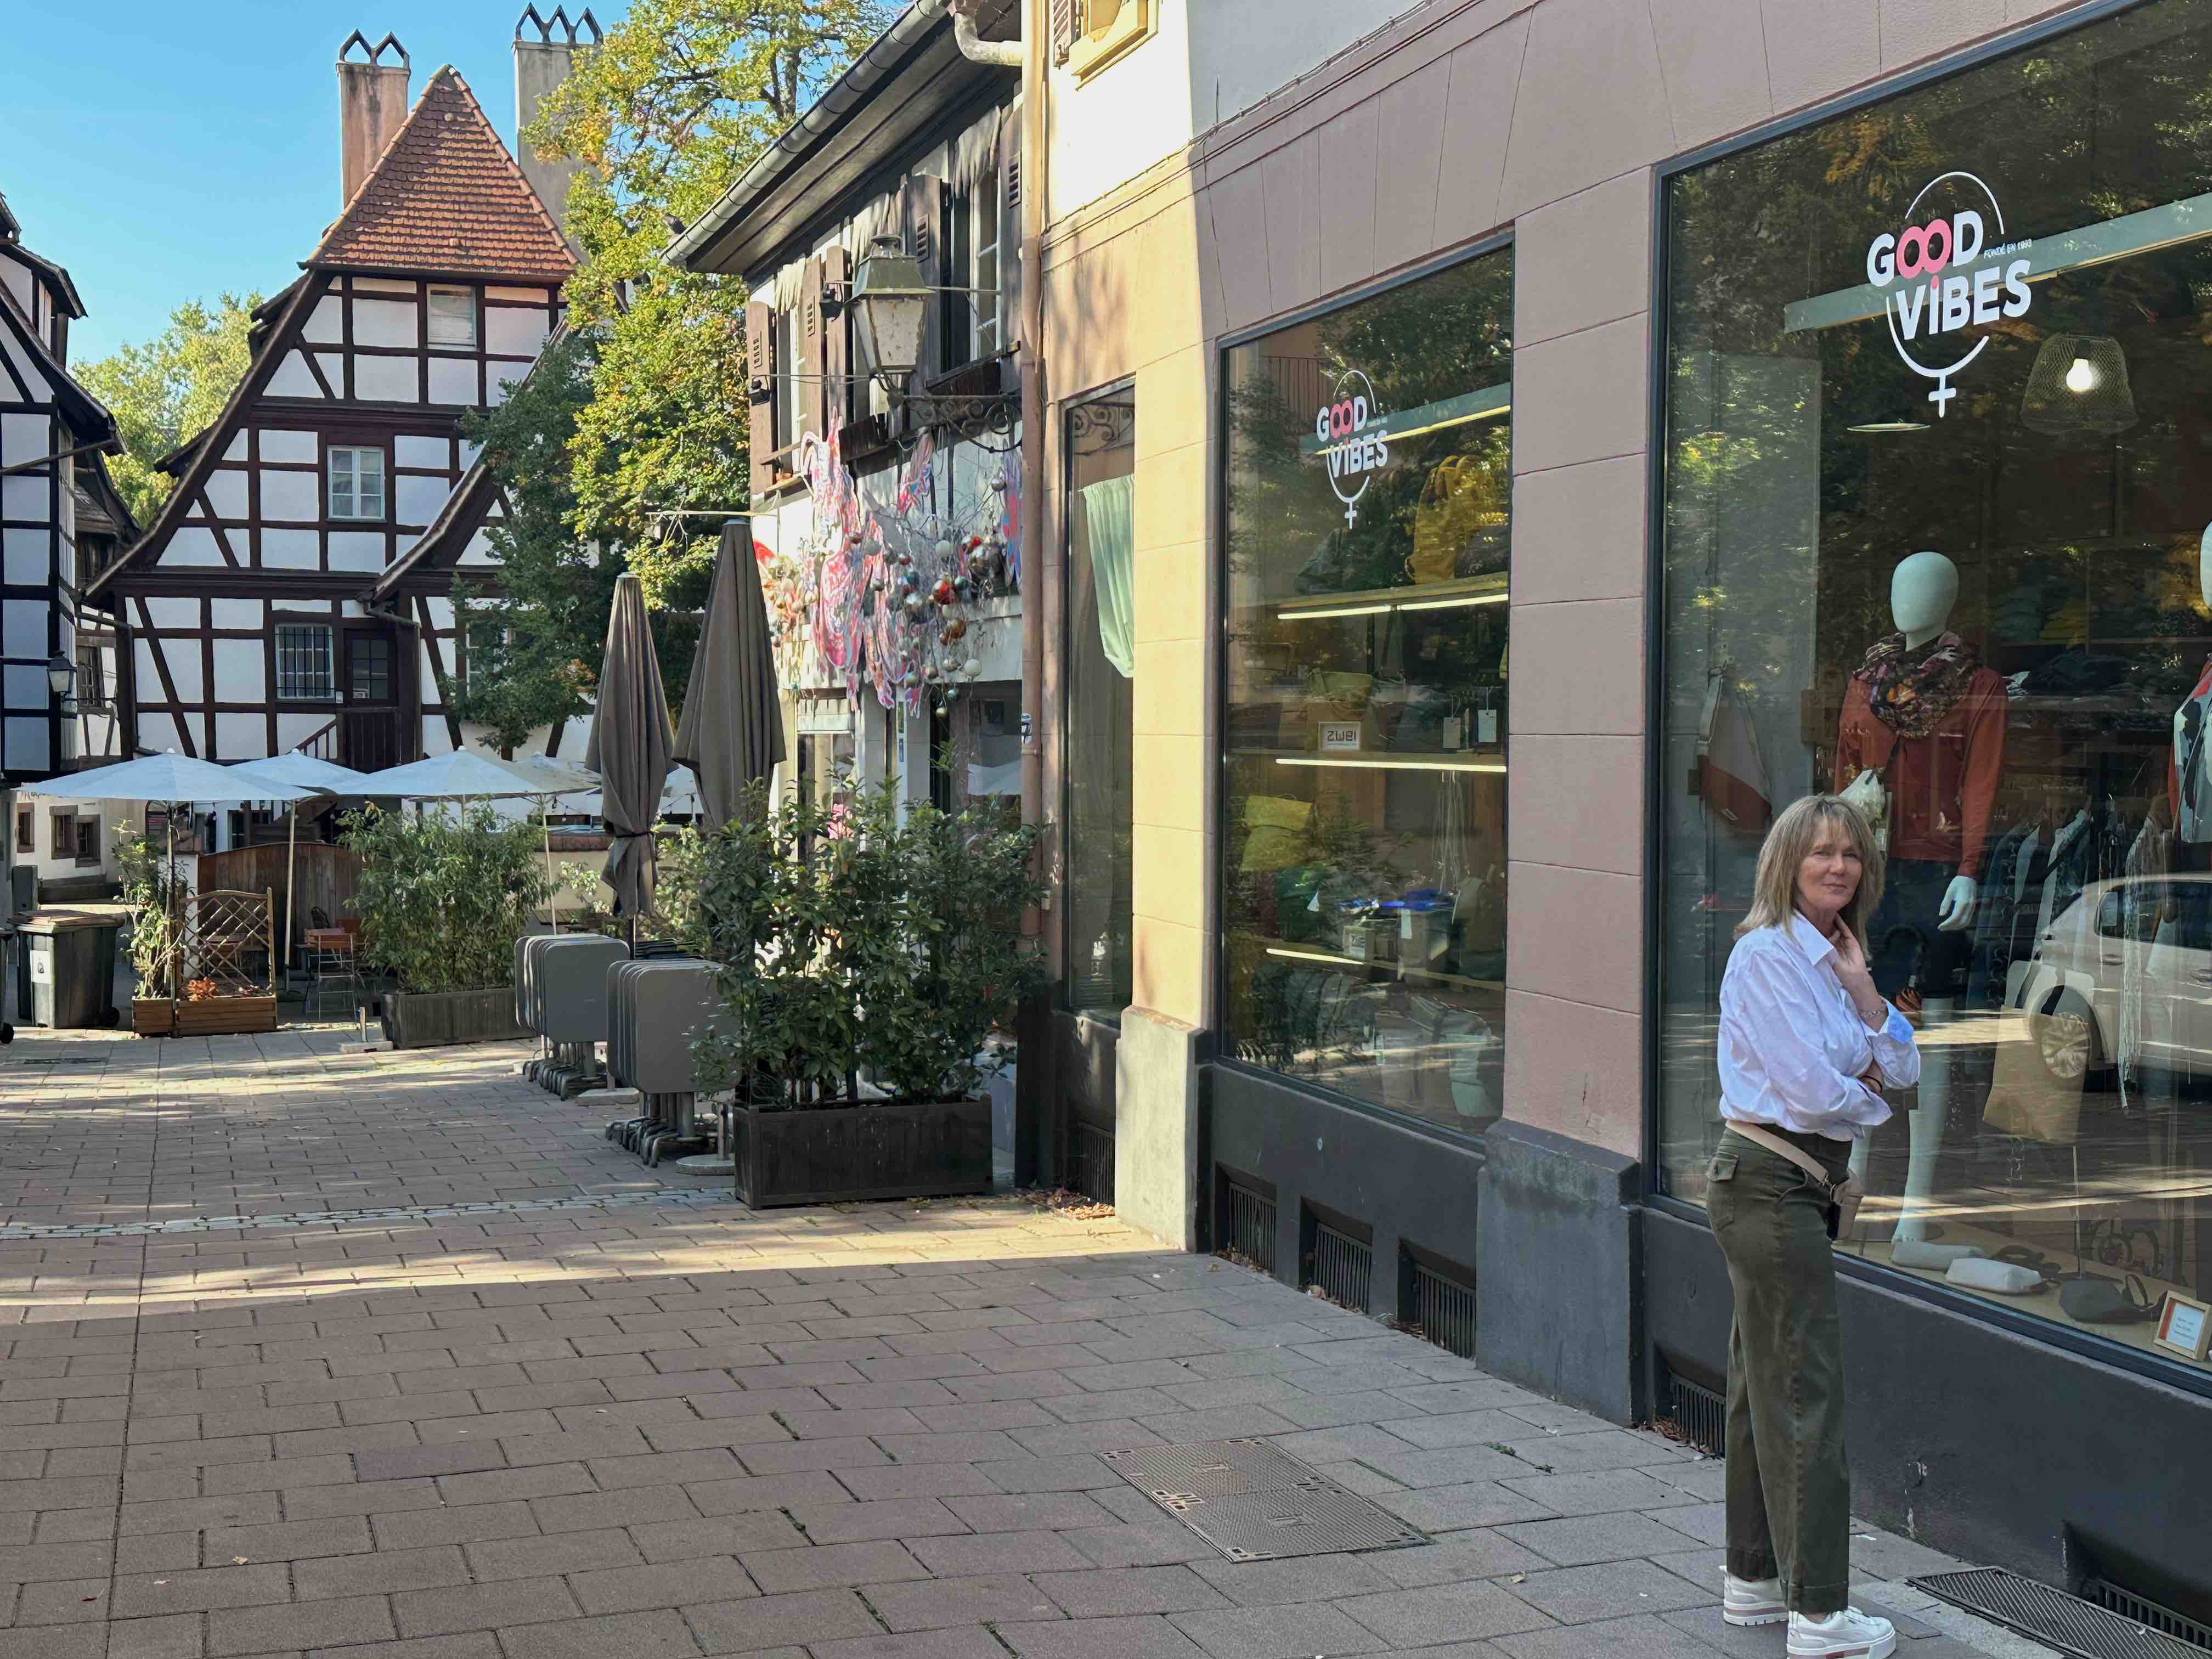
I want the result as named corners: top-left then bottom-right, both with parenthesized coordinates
top-left (1892, 550), bottom-right (1960, 647)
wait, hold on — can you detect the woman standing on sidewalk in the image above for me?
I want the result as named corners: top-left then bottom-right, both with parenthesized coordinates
top-left (1711, 793), bottom-right (1918, 1659)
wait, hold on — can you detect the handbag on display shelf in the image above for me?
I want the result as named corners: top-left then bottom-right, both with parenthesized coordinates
top-left (1839, 760), bottom-right (1891, 853)
top-left (1408, 455), bottom-right (1506, 585)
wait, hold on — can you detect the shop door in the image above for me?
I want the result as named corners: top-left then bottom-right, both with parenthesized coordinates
top-left (338, 628), bottom-right (405, 773)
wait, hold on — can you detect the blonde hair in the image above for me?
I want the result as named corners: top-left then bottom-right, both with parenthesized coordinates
top-left (1735, 793), bottom-right (1886, 949)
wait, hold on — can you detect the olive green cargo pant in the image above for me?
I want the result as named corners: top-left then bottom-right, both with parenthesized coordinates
top-left (1707, 1125), bottom-right (1854, 1618)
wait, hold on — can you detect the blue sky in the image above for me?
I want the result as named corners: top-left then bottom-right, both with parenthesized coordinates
top-left (1, 2), bottom-right (628, 363)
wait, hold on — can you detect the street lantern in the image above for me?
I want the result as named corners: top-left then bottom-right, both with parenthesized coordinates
top-left (45, 650), bottom-right (75, 713)
top-left (849, 233), bottom-right (931, 389)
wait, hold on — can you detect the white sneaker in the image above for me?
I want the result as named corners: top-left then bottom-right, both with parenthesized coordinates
top-left (1787, 1607), bottom-right (1898, 1658)
top-left (1722, 1571), bottom-right (1788, 1626)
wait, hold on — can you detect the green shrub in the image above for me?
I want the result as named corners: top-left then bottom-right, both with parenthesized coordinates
top-left (668, 780), bottom-right (1045, 1108)
top-left (112, 831), bottom-right (183, 992)
top-left (343, 805), bottom-right (552, 993)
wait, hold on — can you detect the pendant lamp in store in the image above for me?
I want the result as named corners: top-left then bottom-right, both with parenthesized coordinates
top-left (2021, 333), bottom-right (2136, 434)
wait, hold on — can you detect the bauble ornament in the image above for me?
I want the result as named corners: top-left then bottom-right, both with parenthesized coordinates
top-left (941, 617), bottom-right (968, 643)
top-left (931, 578), bottom-right (956, 606)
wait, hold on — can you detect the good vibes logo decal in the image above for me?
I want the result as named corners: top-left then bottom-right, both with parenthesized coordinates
top-left (1314, 370), bottom-right (1387, 526)
top-left (1865, 171), bottom-right (2033, 416)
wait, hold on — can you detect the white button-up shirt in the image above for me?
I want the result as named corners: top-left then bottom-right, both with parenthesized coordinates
top-left (1717, 912), bottom-right (1918, 1139)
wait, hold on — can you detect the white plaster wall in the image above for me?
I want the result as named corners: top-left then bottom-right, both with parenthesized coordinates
top-left (143, 600), bottom-right (196, 630)
top-left (262, 530), bottom-right (319, 568)
top-left (355, 356), bottom-right (417, 403)
top-left (3, 530), bottom-right (43, 585)
top-left (303, 295), bottom-right (344, 345)
top-left (160, 526), bottom-right (223, 567)
top-left (202, 471), bottom-right (248, 520)
top-left (396, 475), bottom-right (449, 529)
top-left (212, 639), bottom-right (264, 705)
top-left (396, 435), bottom-right (452, 470)
top-left (1, 477), bottom-right (47, 521)
top-left (328, 533), bottom-right (386, 572)
top-left (352, 298), bottom-right (417, 348)
top-left (213, 714), bottom-right (264, 759)
top-left (261, 470), bottom-right (320, 523)
top-left (211, 600), bottom-right (259, 630)
top-left (486, 308), bottom-right (548, 357)
top-left (2, 603), bottom-right (42, 658)
top-left (266, 353), bottom-right (321, 399)
top-left (429, 358), bottom-right (478, 406)
top-left (259, 430), bottom-right (317, 464)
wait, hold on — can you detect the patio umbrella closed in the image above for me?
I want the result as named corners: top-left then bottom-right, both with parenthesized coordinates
top-left (584, 573), bottom-right (674, 919)
top-left (675, 523), bottom-right (786, 830)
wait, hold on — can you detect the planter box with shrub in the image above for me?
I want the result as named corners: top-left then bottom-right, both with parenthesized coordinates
top-left (383, 987), bottom-right (530, 1049)
top-left (176, 995), bottom-right (278, 1036)
top-left (729, 1095), bottom-right (992, 1207)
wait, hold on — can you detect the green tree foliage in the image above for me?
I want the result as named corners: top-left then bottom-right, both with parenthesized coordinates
top-left (75, 294), bottom-right (260, 526)
top-left (522, 0), bottom-right (899, 604)
top-left (343, 805), bottom-right (552, 993)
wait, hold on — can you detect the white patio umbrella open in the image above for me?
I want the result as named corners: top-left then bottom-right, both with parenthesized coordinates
top-left (484, 753), bottom-right (599, 929)
top-left (17, 752), bottom-right (321, 996)
top-left (229, 753), bottom-right (375, 970)
top-left (359, 749), bottom-right (543, 801)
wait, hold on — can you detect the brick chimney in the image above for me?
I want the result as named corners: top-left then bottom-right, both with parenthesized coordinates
top-left (514, 7), bottom-right (601, 245)
top-left (337, 31), bottom-right (411, 205)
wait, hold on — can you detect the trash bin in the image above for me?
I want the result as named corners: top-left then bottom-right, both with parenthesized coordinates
top-left (18, 909), bottom-right (123, 1029)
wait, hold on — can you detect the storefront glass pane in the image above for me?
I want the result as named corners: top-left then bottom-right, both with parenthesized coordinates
top-left (1065, 391), bottom-right (1137, 1015)
top-left (1221, 251), bottom-right (1511, 1131)
top-left (1657, 0), bottom-right (2212, 1368)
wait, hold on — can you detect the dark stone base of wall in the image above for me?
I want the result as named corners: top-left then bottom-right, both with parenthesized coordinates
top-left (1476, 1119), bottom-right (1643, 1423)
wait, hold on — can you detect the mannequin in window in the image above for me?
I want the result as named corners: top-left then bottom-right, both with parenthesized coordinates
top-left (2170, 524), bottom-right (2212, 842)
top-left (1835, 550), bottom-right (2007, 1249)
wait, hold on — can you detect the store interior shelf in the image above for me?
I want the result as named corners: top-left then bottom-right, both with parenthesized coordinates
top-left (1230, 747), bottom-right (1507, 772)
top-left (1244, 936), bottom-right (1504, 992)
top-left (1265, 572), bottom-right (1506, 616)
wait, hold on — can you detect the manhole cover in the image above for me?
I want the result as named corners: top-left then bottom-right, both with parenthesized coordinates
top-left (1913, 1568), bottom-right (2207, 1659)
top-left (1099, 1437), bottom-right (1427, 1562)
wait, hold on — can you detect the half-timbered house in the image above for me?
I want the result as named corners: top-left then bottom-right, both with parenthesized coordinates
top-left (86, 36), bottom-right (578, 776)
top-left (0, 189), bottom-right (127, 790)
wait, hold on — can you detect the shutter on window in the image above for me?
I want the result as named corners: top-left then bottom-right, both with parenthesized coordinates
top-left (1051, 0), bottom-right (1079, 63)
top-left (997, 109), bottom-right (1022, 352)
top-left (899, 174), bottom-right (946, 426)
top-left (820, 245), bottom-right (851, 435)
top-left (746, 298), bottom-right (776, 495)
top-left (799, 255), bottom-right (827, 441)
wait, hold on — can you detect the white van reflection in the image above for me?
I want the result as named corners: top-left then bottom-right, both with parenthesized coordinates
top-left (2011, 875), bottom-right (2212, 1087)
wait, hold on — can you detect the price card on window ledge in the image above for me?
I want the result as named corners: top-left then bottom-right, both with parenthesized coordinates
top-left (2157, 1292), bottom-right (2212, 1362)
top-left (1319, 722), bottom-right (1363, 753)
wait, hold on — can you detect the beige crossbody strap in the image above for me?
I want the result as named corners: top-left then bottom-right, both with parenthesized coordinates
top-left (1728, 1122), bottom-right (1840, 1195)
top-left (1726, 1121), bottom-right (1865, 1236)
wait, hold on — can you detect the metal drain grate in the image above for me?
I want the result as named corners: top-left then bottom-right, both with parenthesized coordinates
top-left (2086, 1582), bottom-right (2212, 1651)
top-left (1308, 1221), bottom-right (1371, 1312)
top-left (1914, 1568), bottom-right (2208, 1659)
top-left (1667, 1368), bottom-right (1726, 1457)
top-left (1221, 1181), bottom-right (1276, 1271)
top-left (1409, 1256), bottom-right (1477, 1358)
top-left (1100, 1437), bottom-right (1427, 1562)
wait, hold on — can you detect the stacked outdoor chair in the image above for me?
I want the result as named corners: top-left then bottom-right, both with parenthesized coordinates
top-left (517, 933), bottom-right (629, 1097)
top-left (603, 957), bottom-right (724, 1166)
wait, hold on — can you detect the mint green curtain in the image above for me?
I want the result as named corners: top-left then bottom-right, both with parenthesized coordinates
top-left (1077, 475), bottom-right (1135, 678)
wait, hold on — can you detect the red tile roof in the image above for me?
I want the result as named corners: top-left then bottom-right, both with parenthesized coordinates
top-left (307, 66), bottom-right (576, 284)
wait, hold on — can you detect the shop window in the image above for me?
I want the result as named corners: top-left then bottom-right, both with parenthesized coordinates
top-left (426, 285), bottom-right (477, 347)
top-left (1220, 250), bottom-right (1512, 1131)
top-left (326, 446), bottom-right (386, 521)
top-left (1066, 389), bottom-right (1137, 1017)
top-left (1655, 0), bottom-right (2212, 1369)
top-left (275, 624), bottom-right (337, 702)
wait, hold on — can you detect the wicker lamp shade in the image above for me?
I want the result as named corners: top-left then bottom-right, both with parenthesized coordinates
top-left (2020, 333), bottom-right (2137, 435)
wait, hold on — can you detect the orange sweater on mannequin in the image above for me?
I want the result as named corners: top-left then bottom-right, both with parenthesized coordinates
top-left (1833, 668), bottom-right (2007, 878)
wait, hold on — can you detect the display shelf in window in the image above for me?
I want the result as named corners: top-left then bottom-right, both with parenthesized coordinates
top-left (1230, 747), bottom-right (1507, 772)
top-left (1267, 572), bottom-right (1506, 619)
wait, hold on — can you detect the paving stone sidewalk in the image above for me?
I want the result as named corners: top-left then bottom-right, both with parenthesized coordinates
top-left (0, 1025), bottom-right (2054, 1658)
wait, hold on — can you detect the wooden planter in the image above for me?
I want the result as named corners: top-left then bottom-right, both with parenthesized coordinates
top-left (383, 987), bottom-right (528, 1049)
top-left (729, 1095), bottom-right (993, 1207)
top-left (132, 998), bottom-right (176, 1037)
top-left (175, 995), bottom-right (278, 1036)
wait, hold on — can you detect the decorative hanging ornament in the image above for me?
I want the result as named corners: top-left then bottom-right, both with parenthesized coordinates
top-left (941, 617), bottom-right (968, 643)
top-left (989, 470), bottom-right (1008, 494)
top-left (945, 686), bottom-right (962, 703)
top-left (931, 578), bottom-right (956, 606)
top-left (903, 592), bottom-right (929, 617)
top-left (962, 658), bottom-right (981, 679)
top-left (934, 537), bottom-right (955, 561)
top-left (952, 575), bottom-right (971, 597)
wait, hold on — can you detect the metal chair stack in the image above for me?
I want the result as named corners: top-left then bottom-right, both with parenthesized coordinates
top-left (603, 957), bottom-right (724, 1165)
top-left (517, 934), bottom-right (629, 1097)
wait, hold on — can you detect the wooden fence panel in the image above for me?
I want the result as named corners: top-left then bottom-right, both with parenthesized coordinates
top-left (196, 843), bottom-right (361, 949)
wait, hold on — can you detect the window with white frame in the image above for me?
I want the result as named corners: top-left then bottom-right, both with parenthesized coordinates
top-left (427, 285), bottom-right (478, 346)
top-left (327, 446), bottom-right (386, 520)
top-left (275, 624), bottom-right (337, 702)
top-left (972, 168), bottom-right (1001, 359)
top-left (465, 619), bottom-right (510, 685)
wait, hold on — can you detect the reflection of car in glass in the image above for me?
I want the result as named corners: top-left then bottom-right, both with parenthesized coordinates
top-left (2010, 875), bottom-right (2212, 1087)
